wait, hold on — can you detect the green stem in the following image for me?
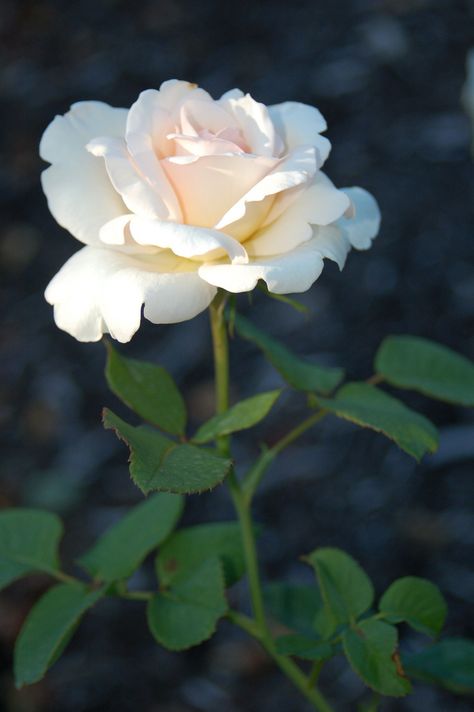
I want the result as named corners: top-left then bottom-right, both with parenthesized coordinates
top-left (209, 292), bottom-right (267, 631)
top-left (209, 295), bottom-right (334, 712)
top-left (228, 611), bottom-right (334, 712)
top-left (243, 409), bottom-right (327, 503)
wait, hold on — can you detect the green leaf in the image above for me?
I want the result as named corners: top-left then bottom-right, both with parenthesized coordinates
top-left (263, 582), bottom-right (323, 635)
top-left (318, 383), bottom-right (439, 461)
top-left (78, 493), bottom-right (183, 582)
top-left (275, 634), bottom-right (333, 661)
top-left (156, 521), bottom-right (246, 587)
top-left (14, 583), bottom-right (103, 687)
top-left (375, 335), bottom-right (474, 407)
top-left (105, 342), bottom-right (186, 435)
top-left (306, 547), bottom-right (374, 630)
top-left (343, 619), bottom-right (412, 697)
top-left (103, 409), bottom-right (232, 494)
top-left (193, 390), bottom-right (281, 444)
top-left (403, 638), bottom-right (474, 694)
top-left (147, 558), bottom-right (227, 651)
top-left (379, 576), bottom-right (447, 638)
top-left (258, 283), bottom-right (310, 314)
top-left (234, 314), bottom-right (344, 394)
top-left (0, 510), bottom-right (63, 590)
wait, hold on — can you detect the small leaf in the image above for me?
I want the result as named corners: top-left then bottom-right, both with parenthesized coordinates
top-left (156, 521), bottom-right (246, 587)
top-left (14, 583), bottom-right (103, 687)
top-left (375, 335), bottom-right (474, 407)
top-left (78, 493), bottom-right (183, 582)
top-left (0, 510), bottom-right (63, 590)
top-left (343, 619), bottom-right (412, 697)
top-left (403, 638), bottom-right (474, 694)
top-left (379, 576), bottom-right (447, 638)
top-left (258, 282), bottom-right (310, 314)
top-left (105, 342), bottom-right (186, 435)
top-left (306, 547), bottom-right (374, 630)
top-left (263, 582), bottom-right (323, 635)
top-left (234, 314), bottom-right (344, 394)
top-left (103, 409), bottom-right (231, 494)
top-left (193, 390), bottom-right (282, 444)
top-left (318, 383), bottom-right (438, 461)
top-left (147, 558), bottom-right (227, 651)
top-left (275, 634), bottom-right (333, 661)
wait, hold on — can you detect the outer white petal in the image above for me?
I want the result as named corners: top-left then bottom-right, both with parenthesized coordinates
top-left (45, 246), bottom-right (216, 343)
top-left (269, 101), bottom-right (331, 165)
top-left (40, 102), bottom-right (128, 245)
top-left (129, 217), bottom-right (249, 263)
top-left (215, 146), bottom-right (318, 231)
top-left (337, 187), bottom-right (381, 249)
top-left (87, 136), bottom-right (173, 220)
top-left (198, 239), bottom-right (327, 294)
top-left (219, 92), bottom-right (283, 156)
top-left (125, 91), bottom-right (183, 220)
top-left (156, 79), bottom-right (212, 111)
top-left (246, 173), bottom-right (351, 256)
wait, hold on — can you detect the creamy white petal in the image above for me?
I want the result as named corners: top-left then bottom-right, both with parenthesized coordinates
top-left (156, 79), bottom-right (212, 112)
top-left (87, 136), bottom-right (175, 220)
top-left (269, 101), bottom-right (331, 165)
top-left (129, 217), bottom-right (249, 263)
top-left (162, 153), bottom-right (277, 228)
top-left (40, 102), bottom-right (128, 245)
top-left (247, 174), bottom-right (350, 257)
top-left (219, 92), bottom-right (283, 157)
top-left (337, 187), bottom-right (381, 249)
top-left (45, 246), bottom-right (216, 342)
top-left (199, 239), bottom-right (328, 294)
top-left (215, 146), bottom-right (317, 231)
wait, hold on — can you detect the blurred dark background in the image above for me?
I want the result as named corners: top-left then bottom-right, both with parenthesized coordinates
top-left (1, 0), bottom-right (473, 710)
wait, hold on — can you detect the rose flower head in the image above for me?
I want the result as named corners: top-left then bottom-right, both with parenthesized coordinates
top-left (41, 80), bottom-right (380, 342)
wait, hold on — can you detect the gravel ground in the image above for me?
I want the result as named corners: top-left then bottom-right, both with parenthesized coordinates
top-left (0, 0), bottom-right (473, 710)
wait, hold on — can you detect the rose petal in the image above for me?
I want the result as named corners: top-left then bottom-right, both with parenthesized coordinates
top-left (162, 153), bottom-right (276, 229)
top-left (40, 102), bottom-right (128, 245)
top-left (198, 239), bottom-right (328, 294)
top-left (87, 136), bottom-right (178, 221)
top-left (247, 174), bottom-right (350, 257)
top-left (214, 145), bottom-right (318, 232)
top-left (129, 217), bottom-right (249, 263)
top-left (269, 101), bottom-right (331, 165)
top-left (337, 187), bottom-right (381, 249)
top-left (219, 92), bottom-right (283, 157)
top-left (45, 246), bottom-right (216, 342)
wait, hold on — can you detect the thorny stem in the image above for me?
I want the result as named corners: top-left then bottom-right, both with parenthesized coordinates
top-left (228, 611), bottom-right (334, 712)
top-left (209, 292), bottom-right (334, 712)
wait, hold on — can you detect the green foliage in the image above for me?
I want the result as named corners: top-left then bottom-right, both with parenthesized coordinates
top-left (78, 493), bottom-right (183, 582)
top-left (0, 510), bottom-right (63, 590)
top-left (193, 390), bottom-right (281, 443)
top-left (343, 619), bottom-right (412, 697)
top-left (233, 314), bottom-right (344, 394)
top-left (147, 558), bottom-right (227, 651)
top-left (156, 521), bottom-right (246, 587)
top-left (318, 382), bottom-right (438, 461)
top-left (375, 336), bottom-right (474, 406)
top-left (103, 409), bottom-right (231, 494)
top-left (379, 576), bottom-right (447, 638)
top-left (306, 548), bottom-right (374, 633)
top-left (275, 634), bottom-right (333, 661)
top-left (263, 582), bottom-right (323, 635)
top-left (403, 638), bottom-right (474, 694)
top-left (14, 583), bottom-right (103, 687)
top-left (105, 342), bottom-right (187, 435)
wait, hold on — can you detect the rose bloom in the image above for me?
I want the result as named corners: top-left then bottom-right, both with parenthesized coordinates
top-left (41, 80), bottom-right (380, 342)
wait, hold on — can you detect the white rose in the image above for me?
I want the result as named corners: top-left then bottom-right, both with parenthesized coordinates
top-left (41, 79), bottom-right (380, 343)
